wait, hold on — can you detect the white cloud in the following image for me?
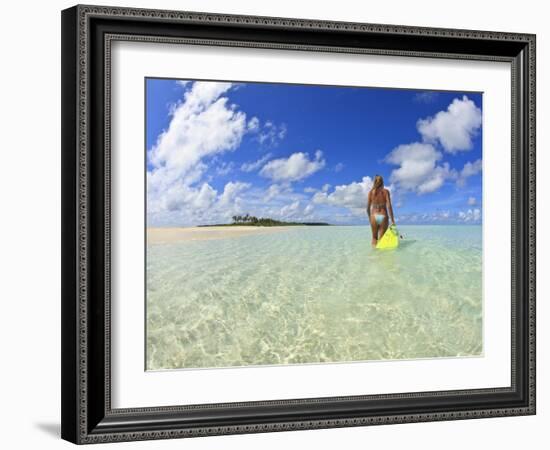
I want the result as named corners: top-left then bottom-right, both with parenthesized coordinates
top-left (417, 95), bottom-right (482, 153)
top-left (263, 184), bottom-right (284, 202)
top-left (240, 152), bottom-right (273, 173)
top-left (334, 162), bottom-right (345, 172)
top-left (458, 208), bottom-right (481, 222)
top-left (312, 176), bottom-right (373, 215)
top-left (460, 159), bottom-right (482, 178)
top-left (321, 183), bottom-right (331, 192)
top-left (468, 196), bottom-right (477, 206)
top-left (260, 150), bottom-right (325, 182)
top-left (397, 208), bottom-right (481, 224)
top-left (149, 82), bottom-right (246, 188)
top-left (413, 91), bottom-right (439, 103)
top-left (193, 183), bottom-right (217, 209)
top-left (215, 161), bottom-right (234, 176)
top-left (148, 81), bottom-right (246, 181)
top-left (155, 182), bottom-right (217, 215)
top-left (219, 181), bottom-right (251, 207)
top-left (147, 81), bottom-right (251, 225)
top-left (234, 183), bottom-right (306, 216)
top-left (255, 183), bottom-right (296, 204)
top-left (249, 120), bottom-right (287, 147)
top-left (275, 200), bottom-right (316, 221)
top-left (303, 203), bottom-right (314, 216)
top-left (247, 116), bottom-right (260, 131)
top-left (175, 80), bottom-right (192, 91)
top-left (385, 142), bottom-right (456, 194)
top-left (383, 97), bottom-right (482, 196)
top-left (303, 187), bottom-right (317, 193)
top-left (148, 179), bottom-right (255, 226)
top-left (457, 159), bottom-right (482, 187)
top-left (279, 200), bottom-right (301, 219)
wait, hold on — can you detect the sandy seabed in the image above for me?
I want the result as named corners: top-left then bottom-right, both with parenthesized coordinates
top-left (146, 225), bottom-right (483, 370)
top-left (147, 226), bottom-right (300, 244)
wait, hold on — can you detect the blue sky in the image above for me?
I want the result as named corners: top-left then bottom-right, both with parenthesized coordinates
top-left (146, 78), bottom-right (482, 226)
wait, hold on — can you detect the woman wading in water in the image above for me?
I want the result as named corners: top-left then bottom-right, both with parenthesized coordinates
top-left (366, 175), bottom-right (395, 247)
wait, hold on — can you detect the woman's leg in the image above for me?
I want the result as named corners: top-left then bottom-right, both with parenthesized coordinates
top-left (370, 214), bottom-right (379, 247)
top-left (378, 216), bottom-right (389, 240)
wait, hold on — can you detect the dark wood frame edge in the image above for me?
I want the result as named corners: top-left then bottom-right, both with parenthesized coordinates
top-left (61, 4), bottom-right (536, 444)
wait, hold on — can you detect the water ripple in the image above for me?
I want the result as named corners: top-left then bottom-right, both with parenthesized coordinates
top-left (146, 225), bottom-right (482, 370)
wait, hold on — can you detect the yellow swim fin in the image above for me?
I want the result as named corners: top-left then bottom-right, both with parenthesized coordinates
top-left (376, 225), bottom-right (399, 249)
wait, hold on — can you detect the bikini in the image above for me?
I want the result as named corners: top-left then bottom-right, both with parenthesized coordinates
top-left (371, 202), bottom-right (386, 225)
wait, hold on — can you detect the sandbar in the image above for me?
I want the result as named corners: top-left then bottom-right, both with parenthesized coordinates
top-left (147, 226), bottom-right (303, 244)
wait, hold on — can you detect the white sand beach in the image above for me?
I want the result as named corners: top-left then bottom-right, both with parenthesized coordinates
top-left (147, 226), bottom-right (302, 244)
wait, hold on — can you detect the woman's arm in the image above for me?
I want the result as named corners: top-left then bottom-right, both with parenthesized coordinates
top-left (386, 189), bottom-right (395, 224)
top-left (366, 191), bottom-right (371, 217)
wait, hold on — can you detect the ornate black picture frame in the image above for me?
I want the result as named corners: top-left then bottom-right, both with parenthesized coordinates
top-left (61, 4), bottom-right (536, 444)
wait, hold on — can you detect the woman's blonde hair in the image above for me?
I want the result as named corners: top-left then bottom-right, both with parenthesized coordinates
top-left (372, 175), bottom-right (384, 192)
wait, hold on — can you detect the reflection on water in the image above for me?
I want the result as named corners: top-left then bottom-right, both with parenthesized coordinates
top-left (146, 226), bottom-right (482, 370)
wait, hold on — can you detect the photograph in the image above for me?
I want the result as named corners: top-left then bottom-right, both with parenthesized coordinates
top-left (145, 78), bottom-right (484, 371)
top-left (59, 4), bottom-right (536, 444)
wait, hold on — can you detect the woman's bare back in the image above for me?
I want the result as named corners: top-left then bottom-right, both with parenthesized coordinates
top-left (369, 188), bottom-right (388, 212)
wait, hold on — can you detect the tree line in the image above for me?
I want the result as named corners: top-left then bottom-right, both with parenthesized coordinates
top-left (229, 214), bottom-right (329, 226)
top-left (231, 214), bottom-right (284, 225)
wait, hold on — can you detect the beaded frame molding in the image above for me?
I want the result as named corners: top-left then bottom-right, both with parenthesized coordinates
top-left (61, 4), bottom-right (536, 445)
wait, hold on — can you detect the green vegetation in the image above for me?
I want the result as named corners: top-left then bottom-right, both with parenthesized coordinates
top-left (198, 213), bottom-right (330, 227)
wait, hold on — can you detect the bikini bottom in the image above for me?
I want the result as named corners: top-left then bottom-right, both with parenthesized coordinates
top-left (374, 213), bottom-right (386, 225)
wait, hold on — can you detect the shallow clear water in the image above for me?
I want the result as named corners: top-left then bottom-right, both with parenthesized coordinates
top-left (146, 225), bottom-right (482, 370)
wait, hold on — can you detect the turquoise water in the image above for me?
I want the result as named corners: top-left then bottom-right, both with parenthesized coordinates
top-left (146, 225), bottom-right (482, 370)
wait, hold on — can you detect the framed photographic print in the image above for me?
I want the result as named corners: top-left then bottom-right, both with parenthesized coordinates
top-left (61, 4), bottom-right (536, 444)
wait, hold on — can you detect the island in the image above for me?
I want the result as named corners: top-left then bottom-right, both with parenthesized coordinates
top-left (198, 214), bottom-right (330, 227)
top-left (147, 215), bottom-right (331, 245)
